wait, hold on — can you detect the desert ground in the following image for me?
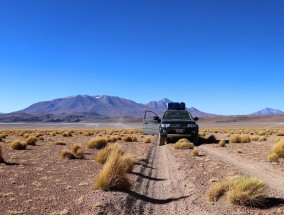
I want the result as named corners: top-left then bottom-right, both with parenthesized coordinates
top-left (1, 122), bottom-right (284, 215)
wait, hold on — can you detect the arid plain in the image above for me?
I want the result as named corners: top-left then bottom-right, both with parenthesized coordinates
top-left (1, 120), bottom-right (284, 215)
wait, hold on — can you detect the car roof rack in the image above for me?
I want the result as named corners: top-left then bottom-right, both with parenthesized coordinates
top-left (167, 102), bottom-right (186, 110)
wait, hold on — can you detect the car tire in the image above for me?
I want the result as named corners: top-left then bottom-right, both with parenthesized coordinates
top-left (158, 134), bottom-right (166, 146)
top-left (192, 136), bottom-right (199, 146)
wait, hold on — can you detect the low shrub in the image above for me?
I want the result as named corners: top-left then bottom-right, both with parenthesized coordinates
top-left (174, 138), bottom-right (194, 149)
top-left (61, 149), bottom-right (76, 159)
top-left (94, 148), bottom-right (132, 191)
top-left (191, 148), bottom-right (200, 157)
top-left (268, 139), bottom-right (284, 162)
top-left (54, 141), bottom-right (66, 145)
top-left (96, 143), bottom-right (124, 164)
top-left (0, 144), bottom-right (5, 163)
top-left (144, 136), bottom-right (152, 143)
top-left (218, 139), bottom-right (226, 147)
top-left (87, 137), bottom-right (107, 149)
top-left (230, 135), bottom-right (250, 143)
top-left (206, 175), bottom-right (267, 207)
top-left (25, 136), bottom-right (37, 145)
top-left (10, 140), bottom-right (27, 150)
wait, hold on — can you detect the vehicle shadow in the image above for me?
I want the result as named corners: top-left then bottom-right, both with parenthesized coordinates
top-left (256, 197), bottom-right (284, 209)
top-left (124, 190), bottom-right (189, 205)
top-left (134, 161), bottom-right (156, 170)
top-left (130, 171), bottom-right (166, 181)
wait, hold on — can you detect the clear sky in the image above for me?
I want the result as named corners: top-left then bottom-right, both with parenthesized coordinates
top-left (0, 0), bottom-right (283, 115)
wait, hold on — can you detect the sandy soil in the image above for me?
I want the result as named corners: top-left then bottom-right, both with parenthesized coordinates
top-left (1, 128), bottom-right (284, 215)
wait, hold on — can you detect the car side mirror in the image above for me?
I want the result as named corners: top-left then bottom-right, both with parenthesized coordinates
top-left (153, 116), bottom-right (161, 123)
top-left (194, 117), bottom-right (199, 121)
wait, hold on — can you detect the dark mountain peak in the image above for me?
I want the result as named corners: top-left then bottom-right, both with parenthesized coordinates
top-left (251, 107), bottom-right (284, 115)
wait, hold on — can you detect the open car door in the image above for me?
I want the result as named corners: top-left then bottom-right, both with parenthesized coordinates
top-left (142, 110), bottom-right (160, 135)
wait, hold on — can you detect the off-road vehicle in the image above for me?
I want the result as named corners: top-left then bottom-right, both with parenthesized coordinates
top-left (143, 102), bottom-right (199, 145)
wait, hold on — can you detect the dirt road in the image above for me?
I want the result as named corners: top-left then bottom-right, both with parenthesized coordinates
top-left (124, 144), bottom-right (209, 215)
top-left (200, 145), bottom-right (284, 193)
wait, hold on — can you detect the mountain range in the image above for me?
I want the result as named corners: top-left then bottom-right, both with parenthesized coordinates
top-left (0, 95), bottom-right (283, 122)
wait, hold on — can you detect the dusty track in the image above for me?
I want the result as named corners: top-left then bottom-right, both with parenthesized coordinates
top-left (124, 144), bottom-right (208, 215)
top-left (200, 145), bottom-right (284, 193)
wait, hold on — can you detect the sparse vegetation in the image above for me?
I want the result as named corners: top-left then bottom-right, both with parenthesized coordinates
top-left (268, 139), bottom-right (284, 162)
top-left (54, 141), bottom-right (67, 145)
top-left (144, 136), bottom-right (152, 143)
top-left (87, 137), bottom-right (107, 149)
top-left (218, 139), bottom-right (226, 147)
top-left (61, 149), bottom-right (76, 159)
top-left (206, 175), bottom-right (267, 206)
top-left (230, 134), bottom-right (251, 143)
top-left (174, 138), bottom-right (194, 149)
top-left (94, 148), bottom-right (132, 191)
top-left (25, 136), bottom-right (37, 145)
top-left (61, 144), bottom-right (85, 159)
top-left (10, 140), bottom-right (27, 150)
top-left (96, 143), bottom-right (124, 164)
top-left (0, 144), bottom-right (5, 163)
top-left (191, 148), bottom-right (200, 157)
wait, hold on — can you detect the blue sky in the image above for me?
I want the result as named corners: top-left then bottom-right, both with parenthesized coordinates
top-left (0, 0), bottom-right (283, 115)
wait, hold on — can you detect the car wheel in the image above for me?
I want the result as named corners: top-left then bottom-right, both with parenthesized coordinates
top-left (158, 134), bottom-right (166, 146)
top-left (192, 136), bottom-right (199, 145)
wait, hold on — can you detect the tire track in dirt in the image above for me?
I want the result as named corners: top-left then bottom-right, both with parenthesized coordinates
top-left (200, 145), bottom-right (284, 193)
top-left (125, 143), bottom-right (209, 215)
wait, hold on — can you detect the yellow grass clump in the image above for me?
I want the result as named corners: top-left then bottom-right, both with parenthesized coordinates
top-left (54, 141), bottom-right (67, 145)
top-left (218, 139), bottom-right (226, 147)
top-left (191, 148), bottom-right (200, 157)
top-left (62, 131), bottom-right (72, 137)
top-left (230, 135), bottom-right (250, 143)
top-left (144, 136), bottom-right (152, 143)
top-left (94, 148), bottom-right (132, 191)
top-left (174, 138), bottom-right (194, 149)
top-left (268, 139), bottom-right (284, 162)
top-left (25, 136), bottom-right (37, 145)
top-left (96, 143), bottom-right (124, 164)
top-left (61, 149), bottom-right (76, 159)
top-left (87, 137), bottom-right (107, 149)
top-left (10, 140), bottom-right (27, 150)
top-left (206, 175), bottom-right (267, 207)
top-left (0, 144), bottom-right (5, 163)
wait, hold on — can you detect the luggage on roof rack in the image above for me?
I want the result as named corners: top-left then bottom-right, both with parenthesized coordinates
top-left (167, 102), bottom-right (186, 110)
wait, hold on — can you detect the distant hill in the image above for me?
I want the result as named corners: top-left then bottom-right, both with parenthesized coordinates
top-left (251, 108), bottom-right (284, 116)
top-left (2, 95), bottom-right (283, 123)
top-left (0, 95), bottom-right (215, 122)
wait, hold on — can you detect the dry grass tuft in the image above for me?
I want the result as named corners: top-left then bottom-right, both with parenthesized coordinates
top-left (227, 176), bottom-right (267, 206)
top-left (62, 131), bottom-right (72, 137)
top-left (191, 148), bottom-right (200, 157)
top-left (206, 180), bottom-right (230, 202)
top-left (268, 139), bottom-right (284, 162)
top-left (10, 140), bottom-right (27, 150)
top-left (206, 175), bottom-right (267, 207)
top-left (94, 148), bottom-right (132, 191)
top-left (240, 135), bottom-right (251, 143)
top-left (54, 141), bottom-right (67, 145)
top-left (144, 136), bottom-right (152, 143)
top-left (0, 144), bottom-right (5, 163)
top-left (25, 136), bottom-right (37, 145)
top-left (174, 138), bottom-right (194, 149)
top-left (120, 153), bottom-right (135, 172)
top-left (96, 143), bottom-right (124, 164)
top-left (60, 149), bottom-right (76, 159)
top-left (87, 137), bottom-right (107, 149)
top-left (230, 135), bottom-right (250, 143)
top-left (218, 139), bottom-right (226, 147)
top-left (71, 143), bottom-right (81, 154)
